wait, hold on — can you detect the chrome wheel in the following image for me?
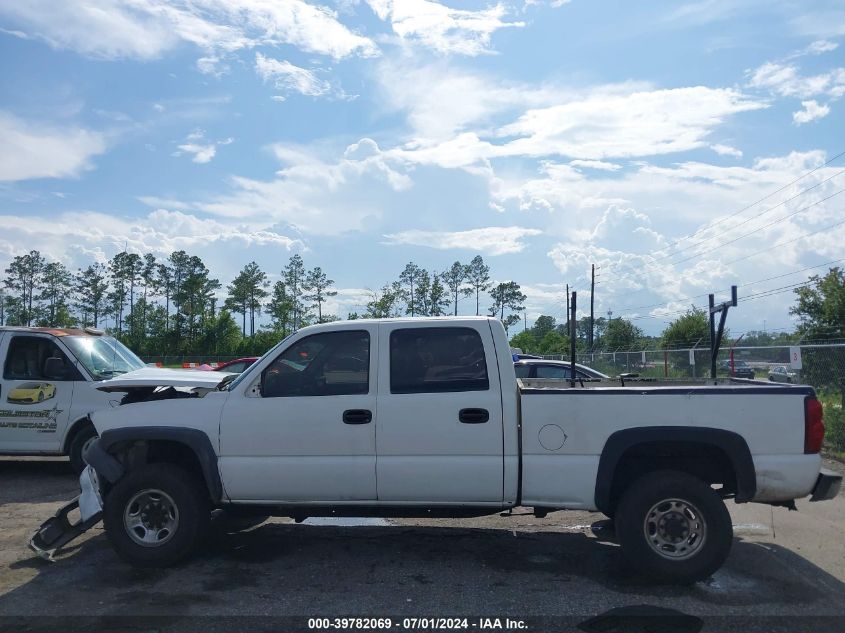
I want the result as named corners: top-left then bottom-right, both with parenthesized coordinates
top-left (123, 489), bottom-right (180, 547)
top-left (643, 498), bottom-right (706, 560)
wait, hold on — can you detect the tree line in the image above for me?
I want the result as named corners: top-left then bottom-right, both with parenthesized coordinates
top-left (0, 250), bottom-right (527, 356)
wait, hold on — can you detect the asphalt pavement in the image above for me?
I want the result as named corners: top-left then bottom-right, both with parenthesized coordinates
top-left (1, 456), bottom-right (844, 633)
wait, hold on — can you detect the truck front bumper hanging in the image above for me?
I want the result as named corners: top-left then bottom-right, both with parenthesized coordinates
top-left (28, 465), bottom-right (104, 561)
top-left (810, 468), bottom-right (843, 502)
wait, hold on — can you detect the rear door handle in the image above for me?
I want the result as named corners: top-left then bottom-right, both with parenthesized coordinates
top-left (459, 408), bottom-right (489, 424)
top-left (343, 409), bottom-right (372, 425)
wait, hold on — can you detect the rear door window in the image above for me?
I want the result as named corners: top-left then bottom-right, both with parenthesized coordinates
top-left (390, 327), bottom-right (489, 394)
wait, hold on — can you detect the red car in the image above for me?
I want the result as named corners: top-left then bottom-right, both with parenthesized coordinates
top-left (213, 357), bottom-right (259, 373)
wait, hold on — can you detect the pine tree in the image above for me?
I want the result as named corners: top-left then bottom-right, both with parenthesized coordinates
top-left (3, 250), bottom-right (46, 326)
top-left (488, 281), bottom-right (527, 333)
top-left (442, 261), bottom-right (471, 316)
top-left (428, 274), bottom-right (450, 316)
top-left (283, 254), bottom-right (309, 330)
top-left (304, 266), bottom-right (337, 323)
top-left (75, 264), bottom-right (110, 328)
top-left (399, 262), bottom-right (426, 317)
top-left (267, 281), bottom-right (294, 335)
top-left (466, 255), bottom-right (491, 316)
top-left (38, 262), bottom-right (74, 326)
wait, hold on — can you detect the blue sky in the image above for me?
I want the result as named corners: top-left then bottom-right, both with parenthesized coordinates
top-left (1, 0), bottom-right (843, 335)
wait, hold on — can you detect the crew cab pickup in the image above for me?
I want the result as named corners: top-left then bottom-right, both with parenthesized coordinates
top-left (0, 326), bottom-right (229, 472)
top-left (30, 317), bottom-right (841, 583)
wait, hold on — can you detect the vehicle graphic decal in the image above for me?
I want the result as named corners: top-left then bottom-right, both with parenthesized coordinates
top-left (7, 382), bottom-right (57, 405)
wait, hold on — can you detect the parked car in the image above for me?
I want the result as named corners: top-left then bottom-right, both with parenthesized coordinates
top-left (214, 357), bottom-right (260, 373)
top-left (32, 317), bottom-right (840, 584)
top-left (718, 359), bottom-right (755, 379)
top-left (769, 365), bottom-right (799, 383)
top-left (0, 326), bottom-right (231, 473)
top-left (514, 358), bottom-right (609, 381)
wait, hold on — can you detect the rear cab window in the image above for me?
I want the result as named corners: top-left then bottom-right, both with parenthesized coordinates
top-left (389, 327), bottom-right (489, 394)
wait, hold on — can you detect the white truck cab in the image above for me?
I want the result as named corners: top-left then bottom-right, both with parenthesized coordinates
top-left (0, 326), bottom-right (225, 472)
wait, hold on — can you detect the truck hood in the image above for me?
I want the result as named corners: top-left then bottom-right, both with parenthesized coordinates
top-left (94, 366), bottom-right (233, 393)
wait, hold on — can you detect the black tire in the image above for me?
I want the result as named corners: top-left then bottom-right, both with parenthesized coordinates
top-left (68, 424), bottom-right (97, 475)
top-left (103, 463), bottom-right (210, 568)
top-left (615, 470), bottom-right (732, 584)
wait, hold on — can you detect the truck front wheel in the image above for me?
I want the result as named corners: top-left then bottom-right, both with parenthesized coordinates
top-left (615, 470), bottom-right (732, 584)
top-left (68, 424), bottom-right (97, 475)
top-left (103, 463), bottom-right (210, 567)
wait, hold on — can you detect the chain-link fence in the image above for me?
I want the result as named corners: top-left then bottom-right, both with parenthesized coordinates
top-left (543, 343), bottom-right (845, 451)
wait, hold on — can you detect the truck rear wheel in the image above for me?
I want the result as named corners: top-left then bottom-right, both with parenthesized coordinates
top-left (615, 470), bottom-right (732, 584)
top-left (103, 463), bottom-right (210, 567)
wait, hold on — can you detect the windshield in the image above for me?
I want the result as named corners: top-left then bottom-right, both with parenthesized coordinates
top-left (63, 336), bottom-right (146, 381)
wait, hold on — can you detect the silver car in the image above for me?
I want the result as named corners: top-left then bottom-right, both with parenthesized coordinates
top-left (768, 365), bottom-right (798, 383)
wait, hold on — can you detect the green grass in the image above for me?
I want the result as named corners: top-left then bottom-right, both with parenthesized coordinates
top-left (819, 390), bottom-right (845, 452)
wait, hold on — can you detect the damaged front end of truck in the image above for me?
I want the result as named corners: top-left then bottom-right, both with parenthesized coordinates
top-left (28, 371), bottom-right (232, 561)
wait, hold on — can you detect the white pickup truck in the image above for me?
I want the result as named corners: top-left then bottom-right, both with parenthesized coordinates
top-left (30, 317), bottom-right (841, 583)
top-left (0, 326), bottom-right (225, 472)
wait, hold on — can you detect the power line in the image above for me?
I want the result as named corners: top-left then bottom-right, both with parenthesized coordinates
top-left (643, 168), bottom-right (845, 267)
top-left (612, 258), bottom-right (844, 315)
top-left (664, 188), bottom-right (845, 268)
top-left (630, 149), bottom-right (845, 261)
top-left (723, 213), bottom-right (845, 266)
top-left (596, 153), bottom-right (845, 282)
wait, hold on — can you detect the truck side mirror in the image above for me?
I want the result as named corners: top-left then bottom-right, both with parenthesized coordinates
top-left (43, 357), bottom-right (66, 380)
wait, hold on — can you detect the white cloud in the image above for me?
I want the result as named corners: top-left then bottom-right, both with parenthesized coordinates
top-left (382, 226), bottom-right (542, 255)
top-left (0, 209), bottom-right (304, 274)
top-left (496, 86), bottom-right (765, 160)
top-left (196, 55), bottom-right (229, 76)
top-left (0, 0), bottom-right (378, 61)
top-left (711, 143), bottom-right (743, 158)
top-left (0, 111), bottom-right (107, 182)
top-left (793, 99), bottom-right (831, 124)
top-left (174, 129), bottom-right (233, 163)
top-left (569, 159), bottom-right (622, 171)
top-left (387, 84), bottom-right (765, 167)
top-left (748, 61), bottom-right (845, 98)
top-left (802, 39), bottom-right (838, 55)
top-left (255, 52), bottom-right (332, 98)
top-left (366, 0), bottom-right (523, 55)
top-left (535, 154), bottom-right (845, 326)
top-left (175, 138), bottom-right (413, 234)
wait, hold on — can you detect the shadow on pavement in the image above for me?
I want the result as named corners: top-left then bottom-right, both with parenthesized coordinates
top-left (0, 459), bottom-right (77, 507)
top-left (2, 519), bottom-right (845, 624)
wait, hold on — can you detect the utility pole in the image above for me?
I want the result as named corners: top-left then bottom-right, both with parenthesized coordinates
top-left (589, 264), bottom-right (595, 351)
top-left (709, 285), bottom-right (738, 379)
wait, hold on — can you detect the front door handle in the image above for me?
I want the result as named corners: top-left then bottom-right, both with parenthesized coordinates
top-left (459, 408), bottom-right (489, 424)
top-left (343, 409), bottom-right (372, 425)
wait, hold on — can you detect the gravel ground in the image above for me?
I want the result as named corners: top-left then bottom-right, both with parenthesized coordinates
top-left (1, 456), bottom-right (844, 632)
